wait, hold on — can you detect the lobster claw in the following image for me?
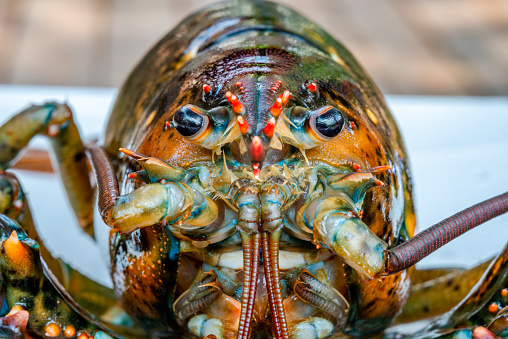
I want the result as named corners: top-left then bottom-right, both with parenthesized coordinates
top-left (297, 195), bottom-right (388, 279)
top-left (120, 148), bottom-right (187, 182)
top-left (326, 165), bottom-right (390, 214)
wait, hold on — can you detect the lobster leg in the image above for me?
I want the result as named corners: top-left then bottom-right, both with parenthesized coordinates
top-left (397, 261), bottom-right (492, 324)
top-left (174, 270), bottom-right (223, 326)
top-left (293, 268), bottom-right (348, 324)
top-left (0, 102), bottom-right (94, 236)
top-left (393, 242), bottom-right (508, 338)
top-left (0, 171), bottom-right (89, 282)
top-left (297, 195), bottom-right (388, 279)
top-left (314, 166), bottom-right (508, 280)
top-left (86, 144), bottom-right (218, 234)
top-left (0, 172), bottom-right (149, 338)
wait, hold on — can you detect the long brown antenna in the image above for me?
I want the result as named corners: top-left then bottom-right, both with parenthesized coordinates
top-left (385, 191), bottom-right (508, 275)
top-left (85, 143), bottom-right (119, 220)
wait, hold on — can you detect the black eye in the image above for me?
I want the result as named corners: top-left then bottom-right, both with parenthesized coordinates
top-left (312, 107), bottom-right (344, 138)
top-left (173, 105), bottom-right (209, 138)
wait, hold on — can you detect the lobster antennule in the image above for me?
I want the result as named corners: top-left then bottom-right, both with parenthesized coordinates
top-left (234, 186), bottom-right (261, 339)
top-left (261, 182), bottom-right (290, 339)
top-left (385, 191), bottom-right (508, 275)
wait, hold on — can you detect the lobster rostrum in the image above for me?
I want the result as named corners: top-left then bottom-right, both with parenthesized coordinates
top-left (0, 1), bottom-right (507, 339)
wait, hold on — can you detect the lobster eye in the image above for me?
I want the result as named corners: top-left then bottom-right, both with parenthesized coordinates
top-left (173, 105), bottom-right (210, 139)
top-left (310, 107), bottom-right (345, 139)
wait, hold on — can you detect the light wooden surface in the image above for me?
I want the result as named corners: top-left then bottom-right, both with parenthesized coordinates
top-left (1, 0), bottom-right (507, 95)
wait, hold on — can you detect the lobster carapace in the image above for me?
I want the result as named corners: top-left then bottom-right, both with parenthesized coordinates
top-left (0, 1), bottom-right (507, 339)
top-left (100, 2), bottom-right (414, 337)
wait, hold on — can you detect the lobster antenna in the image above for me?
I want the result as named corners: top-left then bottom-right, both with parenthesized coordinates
top-left (385, 191), bottom-right (508, 275)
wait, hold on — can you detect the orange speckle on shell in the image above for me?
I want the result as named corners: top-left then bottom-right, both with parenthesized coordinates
top-left (64, 325), bottom-right (76, 337)
top-left (3, 231), bottom-right (33, 275)
top-left (488, 302), bottom-right (499, 313)
top-left (502, 288), bottom-right (508, 297)
top-left (7, 305), bottom-right (24, 316)
top-left (45, 323), bottom-right (61, 337)
top-left (77, 334), bottom-right (88, 339)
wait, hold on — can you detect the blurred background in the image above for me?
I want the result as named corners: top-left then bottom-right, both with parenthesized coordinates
top-left (1, 0), bottom-right (507, 95)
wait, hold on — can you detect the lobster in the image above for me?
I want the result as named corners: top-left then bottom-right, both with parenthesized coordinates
top-left (0, 1), bottom-right (507, 338)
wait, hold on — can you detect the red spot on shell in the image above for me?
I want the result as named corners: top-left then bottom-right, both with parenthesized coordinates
top-left (281, 90), bottom-right (292, 104)
top-left (236, 82), bottom-right (243, 87)
top-left (263, 117), bottom-right (276, 137)
top-left (352, 163), bottom-right (361, 171)
top-left (226, 91), bottom-right (245, 114)
top-left (253, 163), bottom-right (260, 177)
top-left (307, 82), bottom-right (317, 92)
top-left (350, 121), bottom-right (356, 130)
top-left (203, 84), bottom-right (212, 94)
top-left (232, 100), bottom-right (245, 114)
top-left (237, 116), bottom-right (249, 135)
top-left (251, 136), bottom-right (263, 162)
top-left (269, 90), bottom-right (292, 117)
top-left (165, 121), bottom-right (171, 130)
top-left (270, 98), bottom-right (283, 117)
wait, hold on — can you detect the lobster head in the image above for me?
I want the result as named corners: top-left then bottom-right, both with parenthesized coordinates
top-left (106, 15), bottom-right (415, 337)
top-left (172, 74), bottom-right (346, 171)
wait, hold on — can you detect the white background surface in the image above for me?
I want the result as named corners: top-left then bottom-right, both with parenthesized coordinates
top-left (0, 85), bottom-right (507, 287)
